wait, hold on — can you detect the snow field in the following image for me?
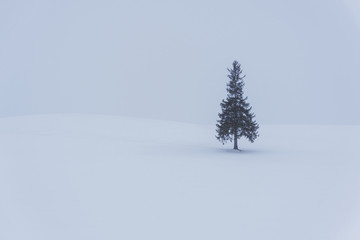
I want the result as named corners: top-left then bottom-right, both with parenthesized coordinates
top-left (0, 114), bottom-right (359, 240)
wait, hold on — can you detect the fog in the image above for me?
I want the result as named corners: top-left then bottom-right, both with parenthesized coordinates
top-left (1, 0), bottom-right (359, 124)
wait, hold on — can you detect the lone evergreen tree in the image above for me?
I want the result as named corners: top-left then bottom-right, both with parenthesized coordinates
top-left (216, 60), bottom-right (259, 150)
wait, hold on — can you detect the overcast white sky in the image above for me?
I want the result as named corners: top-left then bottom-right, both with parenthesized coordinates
top-left (1, 0), bottom-right (359, 124)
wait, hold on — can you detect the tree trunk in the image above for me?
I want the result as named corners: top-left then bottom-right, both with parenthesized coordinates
top-left (233, 132), bottom-right (238, 150)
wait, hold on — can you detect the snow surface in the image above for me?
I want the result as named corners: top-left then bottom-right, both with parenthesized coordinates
top-left (0, 114), bottom-right (359, 240)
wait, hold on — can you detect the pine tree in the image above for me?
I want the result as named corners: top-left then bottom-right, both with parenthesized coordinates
top-left (216, 60), bottom-right (259, 150)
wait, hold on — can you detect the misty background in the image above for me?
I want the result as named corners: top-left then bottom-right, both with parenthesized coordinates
top-left (1, 0), bottom-right (359, 124)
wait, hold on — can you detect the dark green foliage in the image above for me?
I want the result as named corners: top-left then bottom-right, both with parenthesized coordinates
top-left (216, 60), bottom-right (259, 149)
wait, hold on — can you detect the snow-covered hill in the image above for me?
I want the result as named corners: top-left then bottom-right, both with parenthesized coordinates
top-left (0, 114), bottom-right (359, 240)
